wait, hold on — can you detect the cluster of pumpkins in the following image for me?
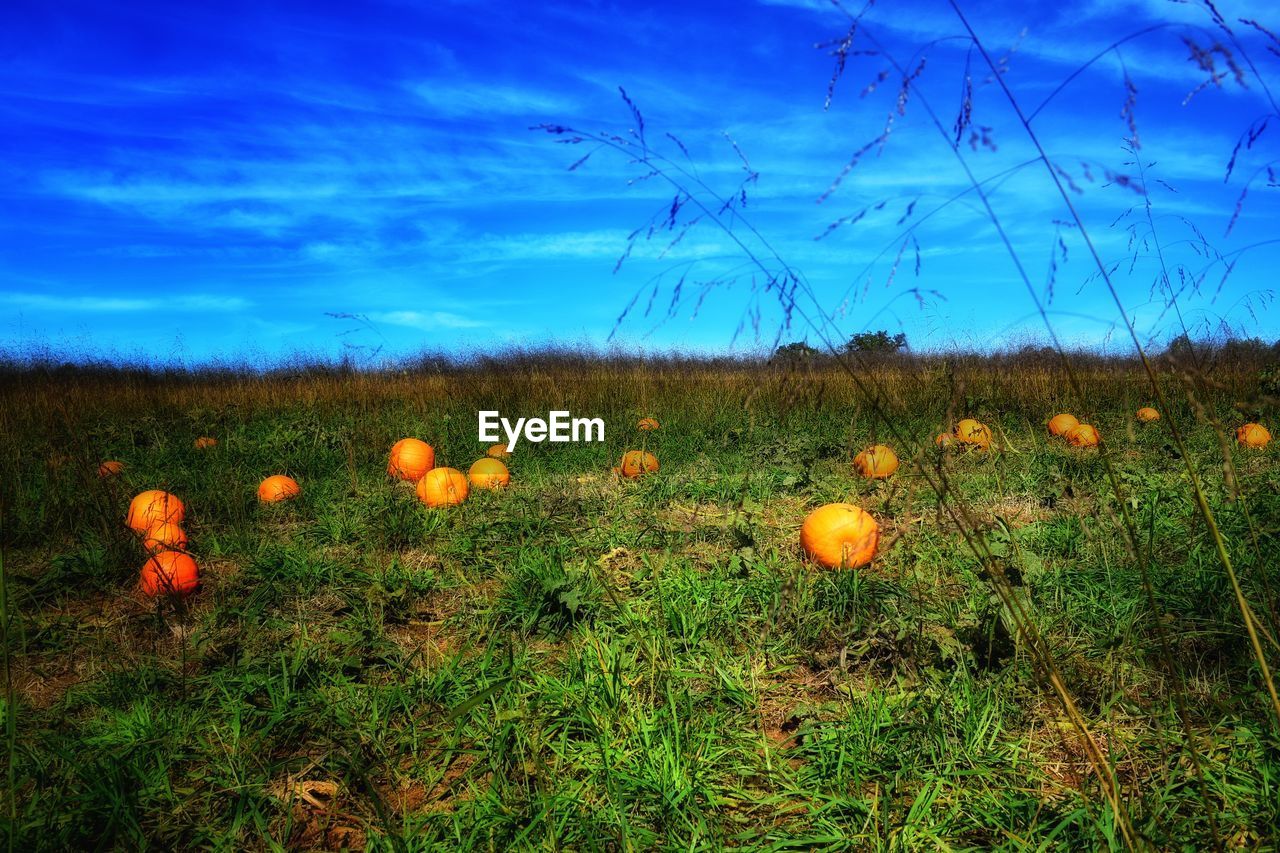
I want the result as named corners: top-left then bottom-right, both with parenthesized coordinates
top-left (387, 437), bottom-right (511, 507)
top-left (802, 408), bottom-right (1273, 570)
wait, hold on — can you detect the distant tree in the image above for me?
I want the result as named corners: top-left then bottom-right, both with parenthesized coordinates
top-left (772, 341), bottom-right (820, 363)
top-left (844, 330), bottom-right (907, 354)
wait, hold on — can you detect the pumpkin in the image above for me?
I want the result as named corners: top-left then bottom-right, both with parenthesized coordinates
top-left (1237, 423), bottom-right (1271, 449)
top-left (126, 490), bottom-right (186, 532)
top-left (257, 475), bottom-right (301, 503)
top-left (934, 432), bottom-right (956, 450)
top-left (388, 438), bottom-right (435, 481)
top-left (486, 443), bottom-right (511, 459)
top-left (853, 444), bottom-right (899, 479)
top-left (638, 417), bottom-right (660, 431)
top-left (194, 436), bottom-right (218, 449)
top-left (141, 522), bottom-right (188, 554)
top-left (468, 458), bottom-right (510, 489)
top-left (139, 550), bottom-right (199, 597)
top-left (800, 503), bottom-right (880, 569)
top-left (1066, 424), bottom-right (1101, 447)
top-left (955, 418), bottom-right (992, 450)
top-left (619, 450), bottom-right (659, 478)
top-left (417, 467), bottom-right (469, 507)
top-left (98, 460), bottom-right (125, 478)
top-left (1048, 414), bottom-right (1079, 437)
top-left (1136, 407), bottom-right (1160, 423)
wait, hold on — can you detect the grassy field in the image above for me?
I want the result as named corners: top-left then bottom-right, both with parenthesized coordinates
top-left (2, 354), bottom-right (1279, 850)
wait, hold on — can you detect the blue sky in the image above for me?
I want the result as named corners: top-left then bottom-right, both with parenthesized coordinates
top-left (2, 0), bottom-right (1278, 364)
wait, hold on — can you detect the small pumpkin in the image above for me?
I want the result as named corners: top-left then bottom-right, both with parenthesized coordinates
top-left (955, 418), bottom-right (992, 450)
top-left (126, 490), bottom-right (186, 532)
top-left (1237, 423), bottom-right (1271, 449)
top-left (1048, 414), bottom-right (1079, 437)
top-left (98, 460), bottom-right (126, 478)
top-left (853, 444), bottom-right (899, 479)
top-left (800, 503), bottom-right (880, 569)
top-left (1066, 424), bottom-right (1101, 447)
top-left (139, 550), bottom-right (199, 597)
top-left (388, 438), bottom-right (435, 481)
top-left (417, 467), bottom-right (469, 507)
top-left (619, 450), bottom-right (659, 478)
top-left (141, 522), bottom-right (188, 554)
top-left (1136, 407), bottom-right (1160, 423)
top-left (934, 432), bottom-right (956, 450)
top-left (194, 436), bottom-right (218, 449)
top-left (486, 443), bottom-right (511, 459)
top-left (468, 458), bottom-right (510, 489)
top-left (257, 475), bottom-right (301, 503)
top-left (638, 418), bottom-right (660, 431)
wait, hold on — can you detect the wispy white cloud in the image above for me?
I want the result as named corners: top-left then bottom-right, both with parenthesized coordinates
top-left (0, 292), bottom-right (251, 313)
top-left (406, 80), bottom-right (577, 118)
top-left (368, 310), bottom-right (488, 330)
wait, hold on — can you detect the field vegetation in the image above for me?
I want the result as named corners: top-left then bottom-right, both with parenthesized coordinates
top-left (2, 345), bottom-right (1278, 849)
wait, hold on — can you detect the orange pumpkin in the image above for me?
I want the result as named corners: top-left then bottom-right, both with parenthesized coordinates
top-left (388, 438), bottom-right (435, 481)
top-left (257, 475), bottom-right (301, 503)
top-left (98, 460), bottom-right (125, 478)
top-left (934, 432), bottom-right (956, 450)
top-left (955, 418), bottom-right (992, 450)
top-left (194, 437), bottom-right (218, 449)
top-left (1066, 424), bottom-right (1101, 447)
top-left (1048, 414), bottom-right (1079, 437)
top-left (126, 490), bottom-right (186, 532)
top-left (139, 551), bottom-right (199, 597)
top-left (800, 503), bottom-right (880, 569)
top-left (417, 467), bottom-right (469, 507)
top-left (619, 450), bottom-right (659, 478)
top-left (638, 418), bottom-right (660, 431)
top-left (486, 443), bottom-right (511, 459)
top-left (1237, 423), bottom-right (1271, 449)
top-left (468, 458), bottom-right (510, 489)
top-left (141, 522), bottom-right (188, 554)
top-left (1136, 407), bottom-right (1160, 423)
top-left (853, 444), bottom-right (899, 479)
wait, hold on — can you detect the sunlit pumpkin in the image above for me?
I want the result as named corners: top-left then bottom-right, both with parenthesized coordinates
top-left (468, 458), bottom-right (510, 489)
top-left (853, 444), bottom-right (899, 479)
top-left (934, 432), bottom-right (956, 450)
top-left (638, 418), bottom-right (660, 431)
top-left (486, 443), bottom-right (511, 459)
top-left (194, 437), bottom-right (218, 449)
top-left (1237, 423), bottom-right (1271, 449)
top-left (955, 418), bottom-right (992, 450)
top-left (257, 475), bottom-right (301, 503)
top-left (141, 522), bottom-right (188, 554)
top-left (139, 550), bottom-right (200, 597)
top-left (619, 450), bottom-right (659, 478)
top-left (1136, 407), bottom-right (1160, 423)
top-left (417, 467), bottom-right (469, 507)
top-left (800, 503), bottom-right (880, 569)
top-left (388, 438), bottom-right (436, 481)
top-left (126, 490), bottom-right (186, 532)
top-left (98, 460), bottom-right (125, 478)
top-left (1048, 414), bottom-right (1079, 437)
top-left (1066, 424), bottom-right (1101, 447)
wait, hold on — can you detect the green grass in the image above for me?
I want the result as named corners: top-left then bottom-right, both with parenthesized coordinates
top-left (2, 362), bottom-right (1279, 850)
